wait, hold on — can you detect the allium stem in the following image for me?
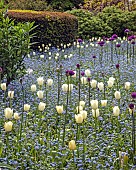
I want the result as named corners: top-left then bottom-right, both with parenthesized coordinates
top-left (76, 124), bottom-right (80, 158)
top-left (132, 109), bottom-right (135, 163)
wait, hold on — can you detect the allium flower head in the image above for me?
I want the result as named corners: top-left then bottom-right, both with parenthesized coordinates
top-left (112, 34), bottom-right (118, 39)
top-left (116, 44), bottom-right (121, 48)
top-left (81, 71), bottom-right (85, 76)
top-left (129, 103), bottom-right (135, 110)
top-left (109, 37), bottom-right (115, 41)
top-left (76, 64), bottom-right (80, 69)
top-left (124, 29), bottom-right (130, 33)
top-left (92, 55), bottom-right (96, 59)
top-left (116, 64), bottom-right (120, 69)
top-left (131, 92), bottom-right (136, 99)
top-left (77, 38), bottom-right (83, 43)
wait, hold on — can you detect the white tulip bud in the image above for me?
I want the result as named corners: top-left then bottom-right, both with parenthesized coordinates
top-left (62, 84), bottom-right (68, 92)
top-left (24, 104), bottom-right (30, 111)
top-left (75, 114), bottom-right (83, 123)
top-left (76, 105), bottom-right (83, 113)
top-left (91, 80), bottom-right (97, 88)
top-left (38, 102), bottom-right (46, 111)
top-left (40, 55), bottom-right (44, 59)
top-left (68, 140), bottom-right (76, 150)
top-left (31, 84), bottom-right (37, 92)
top-left (114, 91), bottom-right (121, 100)
top-left (101, 100), bottom-right (107, 107)
top-left (47, 79), bottom-right (53, 86)
top-left (1, 83), bottom-right (6, 91)
top-left (85, 69), bottom-right (91, 77)
top-left (98, 82), bottom-right (104, 91)
top-left (4, 121), bottom-right (13, 132)
top-left (56, 105), bottom-right (63, 114)
top-left (37, 91), bottom-right (44, 99)
top-left (81, 77), bottom-right (87, 84)
top-left (14, 112), bottom-right (20, 120)
top-left (37, 77), bottom-right (44, 86)
top-left (113, 106), bottom-right (120, 116)
top-left (92, 109), bottom-right (100, 118)
top-left (4, 108), bottom-right (13, 119)
top-left (8, 91), bottom-right (14, 98)
top-left (68, 84), bottom-right (73, 91)
top-left (107, 80), bottom-right (114, 88)
top-left (125, 82), bottom-right (130, 90)
top-left (79, 101), bottom-right (85, 108)
top-left (109, 77), bottom-right (115, 83)
top-left (91, 100), bottom-right (98, 110)
top-left (80, 110), bottom-right (87, 120)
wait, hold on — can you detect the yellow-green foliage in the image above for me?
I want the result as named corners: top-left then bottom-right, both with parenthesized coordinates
top-left (7, 10), bottom-right (78, 47)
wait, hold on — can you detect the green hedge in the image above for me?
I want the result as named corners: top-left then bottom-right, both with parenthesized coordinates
top-left (7, 10), bottom-right (78, 48)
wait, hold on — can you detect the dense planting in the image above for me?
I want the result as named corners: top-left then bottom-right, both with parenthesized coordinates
top-left (0, 33), bottom-right (136, 169)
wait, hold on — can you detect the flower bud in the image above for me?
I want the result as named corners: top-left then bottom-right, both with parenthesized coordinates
top-left (98, 82), bottom-right (104, 91)
top-left (90, 100), bottom-right (98, 110)
top-left (31, 84), bottom-right (37, 92)
top-left (114, 91), bottom-right (121, 100)
top-left (24, 104), bottom-right (30, 111)
top-left (85, 69), bottom-right (91, 77)
top-left (101, 100), bottom-right (107, 107)
top-left (47, 79), bottom-right (53, 86)
top-left (91, 80), bottom-right (97, 88)
top-left (125, 82), bottom-right (130, 90)
top-left (1, 83), bottom-right (6, 91)
top-left (56, 105), bottom-right (63, 114)
top-left (4, 108), bottom-right (13, 119)
top-left (75, 114), bottom-right (83, 123)
top-left (81, 77), bottom-right (87, 84)
top-left (37, 77), bottom-right (44, 86)
top-left (8, 91), bottom-right (14, 98)
top-left (109, 77), bottom-right (115, 83)
top-left (37, 91), bottom-right (44, 99)
top-left (92, 109), bottom-right (100, 118)
top-left (62, 84), bottom-right (68, 92)
top-left (68, 140), bottom-right (76, 150)
top-left (107, 80), bottom-right (114, 88)
top-left (113, 106), bottom-right (120, 116)
top-left (4, 121), bottom-right (13, 132)
top-left (14, 112), bottom-right (20, 120)
top-left (76, 105), bottom-right (83, 113)
top-left (38, 102), bottom-right (46, 111)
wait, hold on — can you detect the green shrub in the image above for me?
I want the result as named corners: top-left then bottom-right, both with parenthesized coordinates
top-left (0, 3), bottom-right (36, 85)
top-left (7, 10), bottom-right (78, 47)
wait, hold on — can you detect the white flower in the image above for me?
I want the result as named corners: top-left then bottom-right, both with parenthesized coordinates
top-left (37, 91), bottom-right (44, 99)
top-left (101, 100), bottom-right (107, 107)
top-left (107, 80), bottom-right (114, 88)
top-left (56, 105), bottom-right (63, 114)
top-left (4, 121), bottom-right (13, 132)
top-left (24, 104), bottom-right (30, 111)
top-left (14, 112), bottom-right (20, 120)
top-left (4, 108), bottom-right (13, 119)
top-left (75, 114), bottom-right (83, 123)
top-left (90, 100), bottom-right (98, 110)
top-left (76, 106), bottom-right (83, 113)
top-left (91, 80), bottom-right (97, 88)
top-left (113, 106), bottom-right (120, 116)
top-left (125, 82), bottom-right (130, 90)
top-left (1, 83), bottom-right (6, 91)
top-left (80, 110), bottom-right (87, 120)
top-left (8, 91), bottom-right (14, 98)
top-left (85, 69), bottom-right (91, 77)
top-left (62, 84), bottom-right (68, 92)
top-left (81, 77), bottom-right (87, 84)
top-left (114, 91), bottom-right (121, 100)
top-left (68, 84), bottom-right (73, 91)
top-left (109, 77), bottom-right (115, 83)
top-left (79, 101), bottom-right (85, 108)
top-left (40, 55), bottom-right (44, 59)
top-left (37, 77), bottom-right (44, 86)
top-left (68, 140), bottom-right (76, 150)
top-left (31, 84), bottom-right (37, 92)
top-left (98, 82), bottom-right (104, 91)
top-left (47, 79), bottom-right (53, 86)
top-left (92, 109), bottom-right (100, 118)
top-left (38, 102), bottom-right (46, 111)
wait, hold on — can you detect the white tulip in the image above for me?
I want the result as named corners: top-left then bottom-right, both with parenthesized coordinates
top-left (1, 83), bottom-right (6, 91)
top-left (72, 71), bottom-right (76, 78)
top-left (101, 100), bottom-right (107, 107)
top-left (98, 82), bottom-right (104, 91)
top-left (37, 77), bottom-right (44, 86)
top-left (114, 91), bottom-right (121, 100)
top-left (113, 106), bottom-right (120, 116)
top-left (109, 77), bottom-right (115, 83)
top-left (91, 80), bottom-right (97, 88)
top-left (85, 69), bottom-right (91, 77)
top-left (75, 114), bottom-right (83, 123)
top-left (81, 77), bottom-right (87, 84)
top-left (68, 84), bottom-right (73, 92)
top-left (62, 84), bottom-right (68, 92)
top-left (79, 101), bottom-right (85, 108)
top-left (4, 108), bottom-right (13, 119)
top-left (92, 109), bottom-right (100, 118)
top-left (76, 105), bottom-right (83, 113)
top-left (56, 105), bottom-right (63, 114)
top-left (91, 100), bottom-right (98, 110)
top-left (24, 104), bottom-right (30, 111)
top-left (125, 82), bottom-right (130, 90)
top-left (8, 91), bottom-right (14, 98)
top-left (31, 84), bottom-right (37, 92)
top-left (14, 112), bottom-right (20, 120)
top-left (38, 102), bottom-right (46, 111)
top-left (107, 80), bottom-right (114, 88)
top-left (37, 91), bottom-right (44, 99)
top-left (4, 121), bottom-right (13, 132)
top-left (47, 79), bottom-right (53, 86)
top-left (80, 110), bottom-right (87, 120)
top-left (40, 55), bottom-right (44, 59)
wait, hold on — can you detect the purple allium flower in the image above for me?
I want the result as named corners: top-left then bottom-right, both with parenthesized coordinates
top-left (92, 55), bottom-right (96, 59)
top-left (69, 70), bottom-right (75, 76)
top-left (81, 71), bottom-right (85, 76)
top-left (129, 103), bottom-right (135, 110)
top-left (87, 77), bottom-right (91, 82)
top-left (116, 64), bottom-right (120, 69)
top-left (116, 44), bottom-right (121, 48)
top-left (76, 64), bottom-right (80, 69)
top-left (131, 35), bottom-right (135, 39)
top-left (131, 41), bottom-right (135, 45)
top-left (112, 34), bottom-right (118, 39)
top-left (124, 29), bottom-right (130, 33)
top-left (128, 36), bottom-right (132, 41)
top-left (98, 41), bottom-right (105, 46)
top-left (77, 38), bottom-right (83, 43)
top-left (66, 70), bottom-right (69, 76)
top-left (0, 67), bottom-right (2, 73)
top-left (109, 37), bottom-right (115, 41)
top-left (131, 92), bottom-right (136, 99)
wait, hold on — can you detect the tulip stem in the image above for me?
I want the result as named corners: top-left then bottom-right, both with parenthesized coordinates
top-left (76, 124), bottom-right (80, 158)
top-left (83, 121), bottom-right (85, 163)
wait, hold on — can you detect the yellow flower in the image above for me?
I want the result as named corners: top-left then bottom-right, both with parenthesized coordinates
top-left (24, 104), bottom-right (30, 111)
top-left (75, 114), bottom-right (83, 123)
top-left (4, 108), bottom-right (13, 119)
top-left (1, 83), bottom-right (6, 91)
top-left (68, 140), bottom-right (76, 150)
top-left (4, 121), bottom-right (13, 132)
top-left (56, 105), bottom-right (63, 114)
top-left (14, 112), bottom-right (20, 120)
top-left (90, 100), bottom-right (98, 110)
top-left (38, 102), bottom-right (46, 111)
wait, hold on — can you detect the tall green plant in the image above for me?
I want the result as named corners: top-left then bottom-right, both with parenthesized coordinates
top-left (0, 0), bottom-right (37, 85)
